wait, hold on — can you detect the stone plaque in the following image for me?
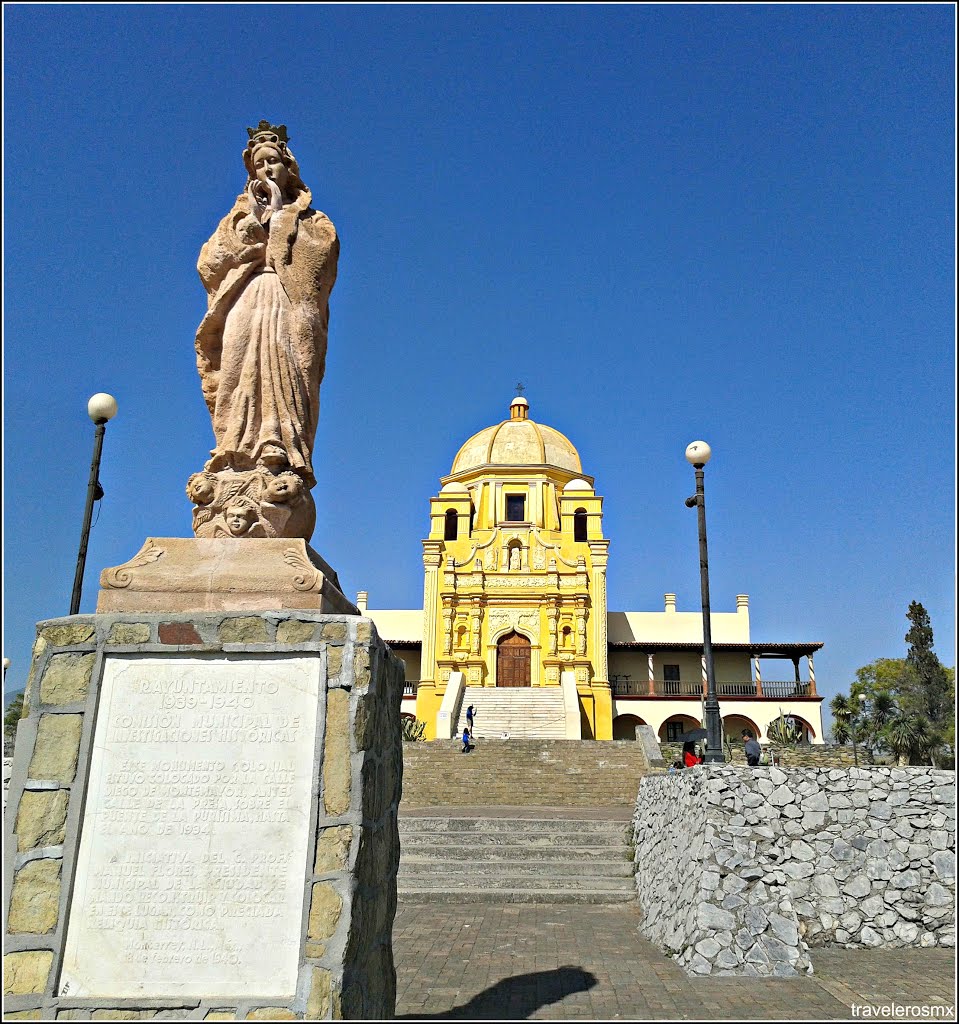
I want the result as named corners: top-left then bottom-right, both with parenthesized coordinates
top-left (61, 654), bottom-right (320, 998)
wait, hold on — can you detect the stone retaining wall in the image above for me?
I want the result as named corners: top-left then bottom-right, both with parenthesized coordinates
top-left (660, 742), bottom-right (869, 768)
top-left (631, 766), bottom-right (955, 977)
top-left (3, 612), bottom-right (405, 1020)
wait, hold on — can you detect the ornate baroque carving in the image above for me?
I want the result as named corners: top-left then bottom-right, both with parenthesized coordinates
top-left (282, 547), bottom-right (323, 592)
top-left (488, 608), bottom-right (539, 643)
top-left (101, 541), bottom-right (166, 589)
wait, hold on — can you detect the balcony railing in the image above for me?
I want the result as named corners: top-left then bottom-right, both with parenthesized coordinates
top-left (609, 678), bottom-right (813, 698)
top-left (757, 681), bottom-right (812, 698)
top-left (403, 680), bottom-right (419, 696)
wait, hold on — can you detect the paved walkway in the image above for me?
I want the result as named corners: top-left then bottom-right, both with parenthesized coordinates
top-left (393, 901), bottom-right (956, 1020)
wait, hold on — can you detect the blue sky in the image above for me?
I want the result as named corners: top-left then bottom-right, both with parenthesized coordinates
top-left (4, 4), bottom-right (955, 720)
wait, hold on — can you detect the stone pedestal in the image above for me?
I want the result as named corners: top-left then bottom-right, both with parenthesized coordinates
top-left (3, 612), bottom-right (404, 1020)
top-left (97, 539), bottom-right (358, 615)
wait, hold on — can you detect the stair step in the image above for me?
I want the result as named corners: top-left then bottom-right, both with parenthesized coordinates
top-left (397, 884), bottom-right (636, 905)
top-left (399, 817), bottom-right (626, 833)
top-left (399, 860), bottom-right (635, 878)
top-left (400, 832), bottom-right (629, 850)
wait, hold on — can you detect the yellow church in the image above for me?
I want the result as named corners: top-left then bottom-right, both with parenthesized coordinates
top-left (362, 397), bottom-right (824, 746)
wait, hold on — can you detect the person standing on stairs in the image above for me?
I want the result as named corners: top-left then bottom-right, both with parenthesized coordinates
top-left (466, 704), bottom-right (475, 735)
top-left (461, 726), bottom-right (473, 753)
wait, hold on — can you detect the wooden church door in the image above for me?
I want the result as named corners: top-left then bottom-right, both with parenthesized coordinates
top-left (497, 631), bottom-right (531, 687)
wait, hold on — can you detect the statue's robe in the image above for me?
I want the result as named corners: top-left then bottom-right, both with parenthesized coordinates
top-left (195, 186), bottom-right (338, 488)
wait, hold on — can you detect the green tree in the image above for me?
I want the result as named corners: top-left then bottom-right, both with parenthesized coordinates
top-left (4, 691), bottom-right (25, 747)
top-left (900, 602), bottom-right (953, 731)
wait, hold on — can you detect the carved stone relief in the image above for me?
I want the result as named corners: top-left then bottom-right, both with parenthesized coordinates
top-left (488, 608), bottom-right (539, 644)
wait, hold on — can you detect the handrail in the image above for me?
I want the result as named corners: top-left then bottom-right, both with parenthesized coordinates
top-left (610, 679), bottom-right (813, 698)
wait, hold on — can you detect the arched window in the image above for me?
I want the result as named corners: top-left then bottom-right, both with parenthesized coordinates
top-left (574, 508), bottom-right (588, 542)
top-left (444, 509), bottom-right (458, 541)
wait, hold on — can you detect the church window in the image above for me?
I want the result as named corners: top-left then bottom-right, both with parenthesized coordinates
top-left (506, 494), bottom-right (526, 522)
top-left (574, 508), bottom-right (588, 542)
top-left (444, 509), bottom-right (458, 540)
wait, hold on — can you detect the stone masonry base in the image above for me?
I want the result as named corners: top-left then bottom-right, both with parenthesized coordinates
top-left (3, 612), bottom-right (405, 1020)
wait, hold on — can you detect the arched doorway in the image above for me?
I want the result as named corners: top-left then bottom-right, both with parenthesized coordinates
top-left (496, 631), bottom-right (531, 687)
top-left (658, 714), bottom-right (701, 744)
top-left (723, 713), bottom-right (761, 744)
top-left (613, 714), bottom-right (647, 740)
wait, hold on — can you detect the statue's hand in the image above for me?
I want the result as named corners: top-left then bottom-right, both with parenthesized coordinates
top-left (247, 180), bottom-right (270, 217)
top-left (264, 176), bottom-right (284, 212)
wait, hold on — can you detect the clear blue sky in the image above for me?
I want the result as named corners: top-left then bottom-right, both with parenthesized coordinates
top-left (4, 5), bottom-right (955, 722)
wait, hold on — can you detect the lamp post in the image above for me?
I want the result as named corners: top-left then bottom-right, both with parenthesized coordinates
top-left (70, 393), bottom-right (118, 616)
top-left (684, 440), bottom-right (724, 764)
top-left (856, 692), bottom-right (868, 765)
top-left (3, 658), bottom-right (9, 683)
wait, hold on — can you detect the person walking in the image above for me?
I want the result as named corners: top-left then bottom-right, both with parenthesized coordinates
top-left (461, 726), bottom-right (473, 753)
top-left (742, 729), bottom-right (762, 766)
top-left (465, 704), bottom-right (475, 734)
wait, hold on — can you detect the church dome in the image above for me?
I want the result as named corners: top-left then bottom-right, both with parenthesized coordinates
top-left (450, 398), bottom-right (582, 475)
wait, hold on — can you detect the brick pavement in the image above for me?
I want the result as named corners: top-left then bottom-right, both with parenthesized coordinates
top-left (393, 901), bottom-right (956, 1020)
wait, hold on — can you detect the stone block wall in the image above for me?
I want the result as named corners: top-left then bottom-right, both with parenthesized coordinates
top-left (3, 612), bottom-right (404, 1020)
top-left (632, 766), bottom-right (955, 977)
top-left (659, 742), bottom-right (868, 768)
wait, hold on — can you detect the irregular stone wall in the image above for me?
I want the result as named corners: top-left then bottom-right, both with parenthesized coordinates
top-left (632, 766), bottom-right (955, 978)
top-left (3, 612), bottom-right (404, 1020)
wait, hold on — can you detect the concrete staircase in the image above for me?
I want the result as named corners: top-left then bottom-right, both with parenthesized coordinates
top-left (455, 686), bottom-right (566, 739)
top-left (397, 815), bottom-right (636, 904)
top-left (401, 739), bottom-right (651, 808)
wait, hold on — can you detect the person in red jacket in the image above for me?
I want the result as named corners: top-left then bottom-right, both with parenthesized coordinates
top-left (681, 741), bottom-right (702, 768)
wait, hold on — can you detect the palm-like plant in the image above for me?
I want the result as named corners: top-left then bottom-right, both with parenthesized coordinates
top-left (767, 711), bottom-right (802, 745)
top-left (401, 717), bottom-right (427, 742)
top-left (884, 713), bottom-right (927, 766)
top-left (830, 694), bottom-right (855, 727)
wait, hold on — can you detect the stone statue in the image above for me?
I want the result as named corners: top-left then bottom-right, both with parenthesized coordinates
top-left (189, 121), bottom-right (338, 540)
top-left (509, 547), bottom-right (521, 571)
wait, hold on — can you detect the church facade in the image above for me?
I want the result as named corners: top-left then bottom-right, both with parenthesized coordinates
top-left (363, 397), bottom-right (824, 745)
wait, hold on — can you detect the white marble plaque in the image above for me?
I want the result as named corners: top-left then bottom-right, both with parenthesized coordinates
top-left (61, 654), bottom-right (320, 998)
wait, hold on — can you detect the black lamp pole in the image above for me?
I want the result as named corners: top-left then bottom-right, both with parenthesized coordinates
top-left (685, 441), bottom-right (724, 764)
top-left (70, 395), bottom-right (117, 616)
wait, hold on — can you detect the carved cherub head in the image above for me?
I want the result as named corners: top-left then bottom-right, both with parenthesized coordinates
top-left (264, 472), bottom-right (303, 505)
top-left (224, 498), bottom-right (260, 537)
top-left (186, 473), bottom-right (216, 506)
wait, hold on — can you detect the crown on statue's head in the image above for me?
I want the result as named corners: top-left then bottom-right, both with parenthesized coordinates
top-left (246, 120), bottom-right (289, 146)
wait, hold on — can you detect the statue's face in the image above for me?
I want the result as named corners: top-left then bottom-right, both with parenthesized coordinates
top-left (253, 145), bottom-right (289, 192)
top-left (226, 507), bottom-right (254, 536)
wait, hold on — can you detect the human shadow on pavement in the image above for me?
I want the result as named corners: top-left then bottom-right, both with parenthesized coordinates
top-left (398, 965), bottom-right (598, 1020)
